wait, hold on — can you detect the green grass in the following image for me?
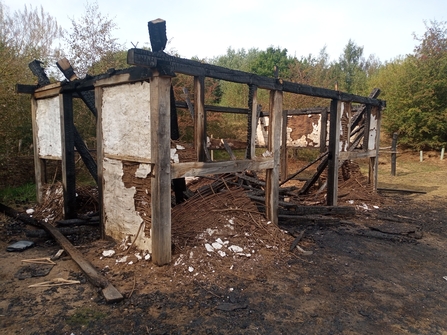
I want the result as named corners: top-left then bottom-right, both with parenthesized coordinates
top-left (67, 307), bottom-right (107, 326)
top-left (0, 182), bottom-right (36, 205)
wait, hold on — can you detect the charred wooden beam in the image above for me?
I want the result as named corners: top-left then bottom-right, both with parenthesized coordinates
top-left (350, 88), bottom-right (381, 131)
top-left (221, 139), bottom-right (236, 160)
top-left (61, 93), bottom-right (77, 219)
top-left (15, 84), bottom-right (38, 94)
top-left (0, 202), bottom-right (40, 227)
top-left (148, 19), bottom-right (167, 52)
top-left (28, 60), bottom-right (50, 86)
top-left (57, 58), bottom-right (97, 118)
top-left (278, 206), bottom-right (355, 216)
top-left (39, 219), bottom-right (123, 302)
top-left (299, 156), bottom-right (329, 195)
top-left (128, 48), bottom-right (386, 107)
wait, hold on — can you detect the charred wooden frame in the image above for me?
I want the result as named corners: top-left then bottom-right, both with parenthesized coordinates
top-left (17, 18), bottom-right (384, 266)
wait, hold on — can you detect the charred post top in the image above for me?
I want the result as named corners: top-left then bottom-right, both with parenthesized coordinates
top-left (148, 18), bottom-right (167, 52)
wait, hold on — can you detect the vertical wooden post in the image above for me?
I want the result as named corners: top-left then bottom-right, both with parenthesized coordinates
top-left (370, 106), bottom-right (381, 190)
top-left (31, 97), bottom-right (45, 203)
top-left (391, 132), bottom-right (398, 176)
top-left (60, 93), bottom-right (77, 219)
top-left (319, 107), bottom-right (328, 154)
top-left (150, 71), bottom-right (172, 266)
top-left (327, 99), bottom-right (341, 206)
top-left (248, 86), bottom-right (258, 159)
top-left (194, 76), bottom-right (206, 162)
top-left (95, 86), bottom-right (105, 239)
top-left (363, 104), bottom-right (371, 152)
top-left (265, 90), bottom-right (282, 225)
top-left (280, 110), bottom-right (288, 182)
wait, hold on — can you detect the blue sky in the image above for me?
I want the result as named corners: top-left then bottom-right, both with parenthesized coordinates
top-left (3, 0), bottom-right (446, 62)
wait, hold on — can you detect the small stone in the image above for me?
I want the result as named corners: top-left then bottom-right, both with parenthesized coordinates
top-left (102, 250), bottom-right (115, 257)
top-left (229, 245), bottom-right (243, 253)
top-left (205, 243), bottom-right (214, 252)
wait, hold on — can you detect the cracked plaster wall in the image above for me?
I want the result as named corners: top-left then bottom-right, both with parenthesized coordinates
top-left (36, 96), bottom-right (62, 158)
top-left (101, 81), bottom-right (152, 252)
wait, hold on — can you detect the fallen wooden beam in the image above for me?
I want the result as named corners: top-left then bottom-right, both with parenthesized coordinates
top-left (39, 220), bottom-right (123, 303)
top-left (278, 206), bottom-right (356, 216)
top-left (377, 188), bottom-right (427, 194)
top-left (0, 203), bottom-right (40, 227)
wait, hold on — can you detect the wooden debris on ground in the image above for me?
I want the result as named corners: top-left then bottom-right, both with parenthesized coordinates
top-left (28, 277), bottom-right (81, 288)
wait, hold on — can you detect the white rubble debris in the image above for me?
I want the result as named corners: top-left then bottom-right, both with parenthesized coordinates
top-left (144, 253), bottom-right (151, 261)
top-left (205, 243), bottom-right (214, 252)
top-left (102, 250), bottom-right (115, 257)
top-left (176, 144), bottom-right (185, 150)
top-left (135, 253), bottom-right (142, 260)
top-left (26, 208), bottom-right (34, 215)
top-left (228, 245), bottom-right (244, 253)
top-left (188, 266), bottom-right (194, 272)
top-left (218, 250), bottom-right (226, 257)
top-left (174, 254), bottom-right (185, 266)
top-left (212, 242), bottom-right (223, 250)
top-left (116, 256), bottom-right (128, 263)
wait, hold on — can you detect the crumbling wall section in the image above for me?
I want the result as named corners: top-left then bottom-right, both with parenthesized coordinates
top-left (256, 114), bottom-right (323, 148)
top-left (100, 80), bottom-right (152, 251)
top-left (36, 96), bottom-right (62, 158)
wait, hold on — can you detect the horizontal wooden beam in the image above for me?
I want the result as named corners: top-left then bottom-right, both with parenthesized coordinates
top-left (128, 49), bottom-right (386, 107)
top-left (170, 158), bottom-right (274, 179)
top-left (61, 67), bottom-right (152, 93)
top-left (339, 149), bottom-right (377, 161)
top-left (15, 84), bottom-right (38, 94)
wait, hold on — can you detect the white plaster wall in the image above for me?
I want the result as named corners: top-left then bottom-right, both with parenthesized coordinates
top-left (256, 115), bottom-right (322, 148)
top-left (103, 157), bottom-right (151, 251)
top-left (36, 97), bottom-right (62, 158)
top-left (101, 81), bottom-right (151, 159)
top-left (368, 113), bottom-right (378, 150)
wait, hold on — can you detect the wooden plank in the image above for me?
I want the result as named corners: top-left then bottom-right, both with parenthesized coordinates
top-left (299, 156), bottom-right (328, 195)
top-left (265, 90), bottom-right (282, 225)
top-left (95, 86), bottom-right (105, 239)
top-left (181, 87), bottom-right (194, 119)
top-left (128, 49), bottom-right (385, 107)
top-left (57, 58), bottom-right (97, 118)
top-left (73, 126), bottom-right (98, 184)
top-left (280, 109), bottom-right (288, 182)
top-left (60, 93), bottom-right (77, 219)
top-left (327, 100), bottom-right (341, 206)
top-left (370, 106), bottom-right (381, 189)
top-left (176, 100), bottom-right (252, 115)
top-left (15, 84), bottom-right (38, 94)
top-left (278, 206), bottom-right (355, 216)
top-left (248, 85), bottom-right (258, 159)
top-left (39, 219), bottom-right (123, 303)
top-left (221, 139), bottom-right (236, 160)
top-left (34, 83), bottom-right (62, 99)
top-left (104, 153), bottom-right (152, 164)
top-left (339, 150), bottom-right (377, 160)
top-left (170, 158), bottom-right (274, 179)
top-left (31, 97), bottom-right (45, 203)
top-left (150, 71), bottom-right (172, 266)
top-left (363, 104), bottom-right (371, 152)
top-left (285, 107), bottom-right (327, 115)
top-left (280, 151), bottom-right (328, 187)
top-left (319, 107), bottom-right (328, 153)
top-left (194, 76), bottom-right (206, 162)
top-left (391, 132), bottom-right (398, 176)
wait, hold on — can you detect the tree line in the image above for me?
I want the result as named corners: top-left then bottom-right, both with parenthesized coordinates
top-left (0, 0), bottom-right (446, 157)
